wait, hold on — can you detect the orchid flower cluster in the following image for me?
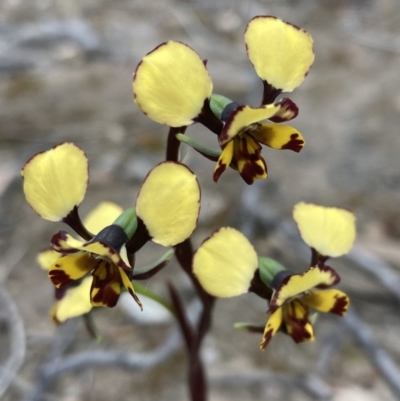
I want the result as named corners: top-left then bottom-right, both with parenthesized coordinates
top-left (22, 15), bottom-right (356, 401)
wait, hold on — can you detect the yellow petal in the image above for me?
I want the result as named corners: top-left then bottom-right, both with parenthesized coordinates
top-left (83, 202), bottom-right (123, 235)
top-left (251, 124), bottom-right (305, 152)
top-left (51, 231), bottom-right (130, 270)
top-left (51, 232), bottom-right (86, 253)
top-left (51, 276), bottom-right (93, 323)
top-left (193, 227), bottom-right (258, 297)
top-left (260, 307), bottom-right (283, 350)
top-left (245, 16), bottom-right (314, 92)
top-left (283, 300), bottom-right (314, 343)
top-left (37, 249), bottom-right (61, 271)
top-left (269, 265), bottom-right (340, 312)
top-left (21, 143), bottom-right (88, 221)
top-left (213, 140), bottom-right (234, 182)
top-left (83, 241), bottom-right (130, 270)
top-left (302, 289), bottom-right (349, 316)
top-left (220, 104), bottom-right (281, 146)
top-left (119, 267), bottom-right (142, 311)
top-left (49, 253), bottom-right (97, 288)
top-left (136, 162), bottom-right (200, 247)
top-left (133, 41), bottom-right (213, 127)
top-left (293, 202), bottom-right (356, 257)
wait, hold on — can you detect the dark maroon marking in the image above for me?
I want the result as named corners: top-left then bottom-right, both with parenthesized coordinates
top-left (130, 292), bottom-right (143, 310)
top-left (330, 294), bottom-right (349, 316)
top-left (284, 302), bottom-right (313, 343)
top-left (281, 133), bottom-right (304, 153)
top-left (91, 263), bottom-right (121, 307)
top-left (49, 269), bottom-right (73, 287)
top-left (218, 105), bottom-right (246, 145)
top-left (202, 59), bottom-right (208, 66)
top-left (239, 160), bottom-right (266, 185)
top-left (260, 329), bottom-right (274, 350)
top-left (91, 283), bottom-right (120, 307)
top-left (50, 231), bottom-right (78, 254)
top-left (288, 321), bottom-right (313, 343)
top-left (213, 160), bottom-right (227, 183)
top-left (268, 272), bottom-right (300, 313)
top-left (269, 98), bottom-right (299, 123)
top-left (236, 139), bottom-right (267, 185)
top-left (315, 263), bottom-right (341, 288)
top-left (54, 286), bottom-right (67, 300)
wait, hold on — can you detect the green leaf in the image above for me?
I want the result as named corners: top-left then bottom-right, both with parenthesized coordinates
top-left (258, 256), bottom-right (286, 287)
top-left (176, 133), bottom-right (221, 158)
top-left (113, 207), bottom-right (138, 239)
top-left (133, 281), bottom-right (176, 317)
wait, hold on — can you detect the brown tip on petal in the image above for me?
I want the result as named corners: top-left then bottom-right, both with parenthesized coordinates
top-left (270, 98), bottom-right (299, 123)
top-left (51, 231), bottom-right (68, 247)
top-left (128, 287), bottom-right (143, 311)
top-left (316, 263), bottom-right (341, 288)
top-left (282, 133), bottom-right (305, 153)
top-left (213, 161), bottom-right (226, 183)
top-left (239, 159), bottom-right (267, 185)
top-left (49, 269), bottom-right (73, 288)
top-left (331, 294), bottom-right (349, 316)
top-left (260, 329), bottom-right (273, 350)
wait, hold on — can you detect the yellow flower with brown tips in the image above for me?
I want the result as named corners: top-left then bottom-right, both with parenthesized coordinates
top-left (22, 143), bottom-right (201, 310)
top-left (193, 203), bottom-right (356, 349)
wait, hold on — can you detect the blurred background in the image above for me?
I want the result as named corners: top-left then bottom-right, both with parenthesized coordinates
top-left (1, 0), bottom-right (400, 400)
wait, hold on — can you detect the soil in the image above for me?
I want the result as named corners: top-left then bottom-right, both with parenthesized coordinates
top-left (1, 0), bottom-right (400, 400)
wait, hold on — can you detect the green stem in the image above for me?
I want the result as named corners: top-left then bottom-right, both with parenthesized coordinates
top-left (133, 281), bottom-right (176, 317)
top-left (176, 133), bottom-right (221, 159)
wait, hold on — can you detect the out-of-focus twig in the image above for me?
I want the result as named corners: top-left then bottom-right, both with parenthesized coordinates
top-left (27, 299), bottom-right (201, 401)
top-left (343, 308), bottom-right (400, 399)
top-left (0, 284), bottom-right (26, 399)
top-left (211, 370), bottom-right (332, 400)
top-left (340, 13), bottom-right (400, 54)
top-left (347, 246), bottom-right (400, 307)
top-left (235, 184), bottom-right (400, 399)
top-left (26, 328), bottom-right (182, 401)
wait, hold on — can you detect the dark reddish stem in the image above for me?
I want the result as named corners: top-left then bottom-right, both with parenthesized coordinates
top-left (165, 122), bottom-right (214, 401)
top-left (261, 81), bottom-right (281, 105)
top-left (125, 218), bottom-right (151, 255)
top-left (62, 207), bottom-right (93, 241)
top-left (175, 239), bottom-right (215, 401)
top-left (249, 270), bottom-right (273, 300)
top-left (166, 126), bottom-right (186, 161)
top-left (310, 248), bottom-right (328, 266)
top-left (195, 100), bottom-right (223, 135)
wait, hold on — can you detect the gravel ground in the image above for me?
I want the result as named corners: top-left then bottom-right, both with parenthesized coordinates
top-left (1, 0), bottom-right (400, 400)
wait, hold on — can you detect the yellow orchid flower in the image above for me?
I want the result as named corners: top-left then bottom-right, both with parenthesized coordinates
top-left (193, 203), bottom-right (356, 349)
top-left (133, 16), bottom-right (314, 185)
top-left (37, 202), bottom-right (125, 322)
top-left (23, 144), bottom-right (201, 310)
